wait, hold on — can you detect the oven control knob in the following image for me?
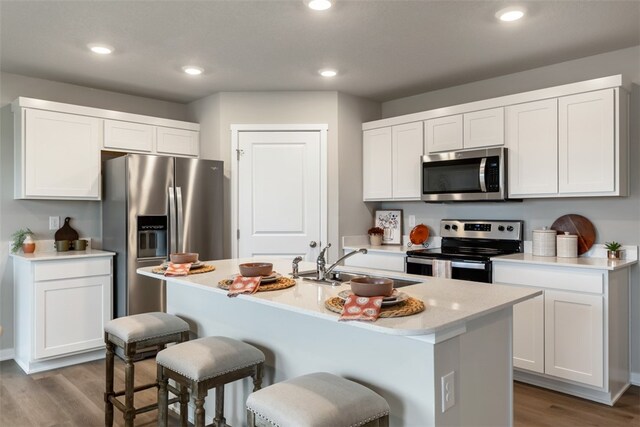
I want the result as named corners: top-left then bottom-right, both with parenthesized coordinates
top-left (444, 224), bottom-right (451, 230)
top-left (451, 224), bottom-right (458, 231)
top-left (498, 225), bottom-right (505, 231)
top-left (507, 226), bottom-right (514, 232)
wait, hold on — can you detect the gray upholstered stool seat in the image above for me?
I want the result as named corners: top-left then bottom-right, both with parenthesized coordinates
top-left (157, 336), bottom-right (265, 427)
top-left (103, 312), bottom-right (190, 427)
top-left (246, 372), bottom-right (390, 427)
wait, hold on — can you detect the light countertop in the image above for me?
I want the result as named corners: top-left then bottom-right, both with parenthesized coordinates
top-left (491, 252), bottom-right (637, 271)
top-left (138, 258), bottom-right (540, 337)
top-left (10, 249), bottom-right (115, 261)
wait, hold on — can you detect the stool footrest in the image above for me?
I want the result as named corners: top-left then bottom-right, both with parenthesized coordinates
top-left (113, 381), bottom-right (157, 398)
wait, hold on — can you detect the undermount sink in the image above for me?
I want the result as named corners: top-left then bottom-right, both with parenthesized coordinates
top-left (297, 270), bottom-right (422, 288)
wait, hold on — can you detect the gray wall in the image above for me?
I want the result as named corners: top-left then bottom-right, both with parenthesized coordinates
top-left (189, 92), bottom-right (380, 259)
top-left (0, 72), bottom-right (190, 353)
top-left (379, 46), bottom-right (640, 379)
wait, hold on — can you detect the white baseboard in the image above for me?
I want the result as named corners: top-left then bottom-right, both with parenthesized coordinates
top-left (0, 348), bottom-right (15, 361)
top-left (631, 372), bottom-right (640, 386)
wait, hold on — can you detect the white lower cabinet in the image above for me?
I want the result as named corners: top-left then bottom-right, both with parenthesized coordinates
top-left (544, 290), bottom-right (603, 387)
top-left (494, 261), bottom-right (630, 404)
top-left (13, 254), bottom-right (114, 374)
top-left (512, 294), bottom-right (544, 373)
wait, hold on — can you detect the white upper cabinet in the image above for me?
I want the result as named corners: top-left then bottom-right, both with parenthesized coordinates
top-left (463, 107), bottom-right (504, 149)
top-left (363, 122), bottom-right (422, 201)
top-left (363, 127), bottom-right (393, 200)
top-left (156, 127), bottom-right (199, 157)
top-left (425, 115), bottom-right (462, 153)
top-left (104, 120), bottom-right (154, 153)
top-left (507, 99), bottom-right (558, 197)
top-left (392, 122), bottom-right (423, 199)
top-left (559, 89), bottom-right (615, 194)
top-left (18, 109), bottom-right (102, 200)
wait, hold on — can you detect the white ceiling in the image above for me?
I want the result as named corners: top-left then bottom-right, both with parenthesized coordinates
top-left (1, 1), bottom-right (639, 104)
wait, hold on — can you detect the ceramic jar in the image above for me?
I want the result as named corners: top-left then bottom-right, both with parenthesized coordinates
top-left (22, 235), bottom-right (36, 254)
top-left (532, 227), bottom-right (556, 257)
top-left (369, 234), bottom-right (383, 246)
top-left (557, 232), bottom-right (578, 258)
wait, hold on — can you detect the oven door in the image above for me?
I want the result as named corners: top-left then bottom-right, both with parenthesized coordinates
top-left (405, 256), bottom-right (492, 283)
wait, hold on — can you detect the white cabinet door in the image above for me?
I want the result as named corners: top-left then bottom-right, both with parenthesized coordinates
top-left (156, 127), bottom-right (199, 156)
top-left (23, 109), bottom-right (101, 199)
top-left (392, 122), bottom-right (423, 199)
top-left (424, 115), bottom-right (462, 153)
top-left (507, 99), bottom-right (558, 196)
top-left (513, 294), bottom-right (544, 373)
top-left (104, 119), bottom-right (154, 152)
top-left (464, 107), bottom-right (504, 149)
top-left (35, 275), bottom-right (111, 359)
top-left (558, 89), bottom-right (615, 194)
top-left (363, 127), bottom-right (393, 200)
top-left (544, 290), bottom-right (603, 387)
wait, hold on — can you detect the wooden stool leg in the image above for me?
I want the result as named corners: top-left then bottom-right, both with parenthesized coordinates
top-left (124, 355), bottom-right (135, 427)
top-left (157, 365), bottom-right (168, 427)
top-left (252, 362), bottom-right (264, 391)
top-left (379, 414), bottom-right (390, 427)
top-left (179, 383), bottom-right (189, 427)
top-left (194, 395), bottom-right (206, 427)
top-left (247, 408), bottom-right (256, 427)
top-left (214, 385), bottom-right (226, 427)
top-left (104, 339), bottom-right (115, 427)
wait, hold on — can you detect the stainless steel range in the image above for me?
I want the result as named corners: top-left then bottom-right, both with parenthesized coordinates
top-left (406, 219), bottom-right (523, 283)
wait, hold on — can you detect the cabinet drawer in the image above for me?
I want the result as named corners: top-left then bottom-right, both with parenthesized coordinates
top-left (34, 258), bottom-right (111, 281)
top-left (493, 263), bottom-right (603, 294)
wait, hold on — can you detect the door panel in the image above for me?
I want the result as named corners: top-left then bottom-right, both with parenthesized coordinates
top-left (175, 158), bottom-right (224, 261)
top-left (238, 131), bottom-right (321, 261)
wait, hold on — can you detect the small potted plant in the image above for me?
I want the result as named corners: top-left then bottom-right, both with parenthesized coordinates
top-left (604, 241), bottom-right (622, 259)
top-left (11, 228), bottom-right (35, 254)
top-left (368, 226), bottom-right (384, 246)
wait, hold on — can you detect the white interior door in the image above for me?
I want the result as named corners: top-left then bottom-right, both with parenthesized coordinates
top-left (238, 131), bottom-right (322, 261)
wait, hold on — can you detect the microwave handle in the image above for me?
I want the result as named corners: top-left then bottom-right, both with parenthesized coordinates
top-left (406, 257), bottom-right (488, 270)
top-left (479, 157), bottom-right (487, 192)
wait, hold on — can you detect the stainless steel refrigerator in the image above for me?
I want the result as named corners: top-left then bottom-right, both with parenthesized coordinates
top-left (102, 154), bottom-right (223, 318)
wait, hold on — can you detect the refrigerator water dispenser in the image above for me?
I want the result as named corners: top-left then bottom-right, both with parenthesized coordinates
top-left (137, 216), bottom-right (167, 259)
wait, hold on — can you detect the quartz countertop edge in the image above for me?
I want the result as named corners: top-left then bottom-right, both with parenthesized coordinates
top-left (137, 258), bottom-right (541, 337)
top-left (491, 252), bottom-right (637, 270)
top-left (10, 249), bottom-right (115, 261)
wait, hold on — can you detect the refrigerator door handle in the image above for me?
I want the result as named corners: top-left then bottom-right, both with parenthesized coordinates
top-left (168, 186), bottom-right (177, 255)
top-left (176, 186), bottom-right (184, 252)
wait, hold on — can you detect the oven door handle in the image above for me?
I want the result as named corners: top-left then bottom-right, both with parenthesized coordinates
top-left (406, 257), bottom-right (488, 270)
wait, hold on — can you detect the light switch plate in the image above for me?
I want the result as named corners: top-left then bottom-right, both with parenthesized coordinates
top-left (441, 371), bottom-right (455, 412)
top-left (409, 215), bottom-right (416, 227)
top-left (49, 216), bottom-right (60, 230)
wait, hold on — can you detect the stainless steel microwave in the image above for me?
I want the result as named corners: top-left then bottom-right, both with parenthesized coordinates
top-left (421, 147), bottom-right (508, 202)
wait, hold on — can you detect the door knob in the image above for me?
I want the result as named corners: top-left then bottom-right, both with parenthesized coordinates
top-left (309, 241), bottom-right (317, 248)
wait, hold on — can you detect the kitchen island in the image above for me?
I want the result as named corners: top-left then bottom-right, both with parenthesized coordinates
top-left (138, 258), bottom-right (540, 427)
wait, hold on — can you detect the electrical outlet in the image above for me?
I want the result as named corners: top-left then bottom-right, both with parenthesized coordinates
top-left (49, 216), bottom-right (60, 230)
top-left (441, 371), bottom-right (455, 412)
top-left (409, 215), bottom-right (416, 227)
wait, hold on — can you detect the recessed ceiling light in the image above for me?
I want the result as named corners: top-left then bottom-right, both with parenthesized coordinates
top-left (182, 66), bottom-right (204, 76)
top-left (496, 7), bottom-right (526, 22)
top-left (87, 43), bottom-right (114, 55)
top-left (306, 0), bottom-right (332, 11)
top-left (319, 69), bottom-right (337, 78)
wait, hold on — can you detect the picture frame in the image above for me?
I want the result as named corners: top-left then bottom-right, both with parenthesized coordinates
top-left (374, 209), bottom-right (403, 245)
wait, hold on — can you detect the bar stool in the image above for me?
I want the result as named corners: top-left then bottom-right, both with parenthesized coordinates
top-left (156, 336), bottom-right (265, 427)
top-left (104, 312), bottom-right (190, 427)
top-left (246, 372), bottom-right (390, 427)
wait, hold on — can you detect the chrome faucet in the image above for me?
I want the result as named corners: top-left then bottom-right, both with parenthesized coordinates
top-left (316, 243), bottom-right (332, 280)
top-left (317, 246), bottom-right (368, 281)
top-left (291, 256), bottom-right (303, 278)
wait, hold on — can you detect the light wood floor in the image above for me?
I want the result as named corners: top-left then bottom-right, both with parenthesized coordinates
top-left (1, 358), bottom-right (638, 426)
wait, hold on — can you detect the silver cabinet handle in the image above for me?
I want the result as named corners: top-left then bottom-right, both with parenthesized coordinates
top-left (309, 241), bottom-right (317, 248)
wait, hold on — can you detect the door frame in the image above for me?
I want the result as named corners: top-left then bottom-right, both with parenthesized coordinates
top-left (230, 124), bottom-right (329, 258)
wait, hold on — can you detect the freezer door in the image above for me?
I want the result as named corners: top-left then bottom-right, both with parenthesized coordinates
top-left (126, 155), bottom-right (174, 316)
top-left (175, 158), bottom-right (224, 260)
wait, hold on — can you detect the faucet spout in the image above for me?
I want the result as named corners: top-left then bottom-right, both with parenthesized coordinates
top-left (324, 248), bottom-right (368, 278)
